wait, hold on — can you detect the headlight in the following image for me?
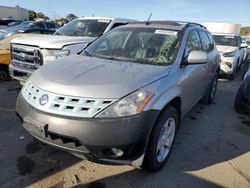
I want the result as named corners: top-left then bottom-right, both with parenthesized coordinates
top-left (223, 51), bottom-right (236, 57)
top-left (96, 90), bottom-right (155, 118)
top-left (48, 49), bottom-right (70, 58)
top-left (226, 62), bottom-right (232, 68)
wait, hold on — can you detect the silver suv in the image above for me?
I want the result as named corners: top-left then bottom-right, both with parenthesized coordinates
top-left (16, 21), bottom-right (220, 171)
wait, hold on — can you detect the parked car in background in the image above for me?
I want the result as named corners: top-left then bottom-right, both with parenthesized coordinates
top-left (235, 65), bottom-right (250, 114)
top-left (0, 21), bottom-right (57, 40)
top-left (204, 22), bottom-right (246, 80)
top-left (212, 34), bottom-right (246, 80)
top-left (9, 17), bottom-right (135, 84)
top-left (16, 21), bottom-right (220, 172)
top-left (0, 50), bottom-right (11, 80)
top-left (0, 27), bottom-right (55, 41)
top-left (0, 34), bottom-right (35, 80)
top-left (0, 19), bottom-right (18, 33)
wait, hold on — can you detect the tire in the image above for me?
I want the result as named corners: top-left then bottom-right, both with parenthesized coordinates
top-left (229, 68), bottom-right (236, 80)
top-left (141, 106), bottom-right (178, 172)
top-left (234, 84), bottom-right (249, 114)
top-left (200, 72), bottom-right (218, 104)
top-left (0, 69), bottom-right (10, 81)
top-left (237, 60), bottom-right (242, 71)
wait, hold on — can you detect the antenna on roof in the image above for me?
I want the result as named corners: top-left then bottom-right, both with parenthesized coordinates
top-left (146, 13), bottom-right (152, 25)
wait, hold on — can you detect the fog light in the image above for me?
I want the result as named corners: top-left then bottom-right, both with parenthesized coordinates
top-left (111, 148), bottom-right (124, 157)
top-left (226, 62), bottom-right (232, 68)
top-left (104, 148), bottom-right (124, 158)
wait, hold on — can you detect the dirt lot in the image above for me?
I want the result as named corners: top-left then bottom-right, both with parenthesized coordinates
top-left (0, 71), bottom-right (250, 188)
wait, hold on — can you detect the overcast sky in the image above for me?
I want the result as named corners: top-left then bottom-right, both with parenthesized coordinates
top-left (1, 0), bottom-right (250, 26)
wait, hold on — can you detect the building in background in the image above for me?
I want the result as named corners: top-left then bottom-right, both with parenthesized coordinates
top-left (0, 5), bottom-right (29, 21)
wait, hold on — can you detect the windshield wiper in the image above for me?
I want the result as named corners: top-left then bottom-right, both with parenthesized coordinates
top-left (102, 56), bottom-right (122, 61)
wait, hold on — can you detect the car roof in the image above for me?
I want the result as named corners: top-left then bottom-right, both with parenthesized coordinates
top-left (125, 20), bottom-right (206, 31)
top-left (77, 17), bottom-right (136, 22)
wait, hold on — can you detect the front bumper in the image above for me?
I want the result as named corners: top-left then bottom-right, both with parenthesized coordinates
top-left (9, 63), bottom-right (34, 83)
top-left (219, 56), bottom-right (236, 75)
top-left (16, 93), bottom-right (159, 165)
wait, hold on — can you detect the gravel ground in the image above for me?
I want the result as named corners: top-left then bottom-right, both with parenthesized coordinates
top-left (0, 69), bottom-right (249, 188)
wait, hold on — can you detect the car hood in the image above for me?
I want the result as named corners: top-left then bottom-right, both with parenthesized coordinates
top-left (11, 35), bottom-right (96, 49)
top-left (216, 45), bottom-right (238, 53)
top-left (30, 55), bottom-right (171, 99)
top-left (0, 50), bottom-right (10, 55)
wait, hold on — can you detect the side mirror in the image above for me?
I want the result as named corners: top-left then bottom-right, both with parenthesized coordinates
top-left (187, 51), bottom-right (208, 64)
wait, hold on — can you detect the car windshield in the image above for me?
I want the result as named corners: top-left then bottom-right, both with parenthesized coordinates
top-left (84, 27), bottom-right (180, 66)
top-left (55, 19), bottom-right (111, 37)
top-left (212, 35), bottom-right (237, 46)
top-left (19, 21), bottom-right (35, 28)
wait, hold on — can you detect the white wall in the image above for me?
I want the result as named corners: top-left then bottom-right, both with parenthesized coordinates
top-left (203, 22), bottom-right (241, 34)
top-left (0, 6), bottom-right (29, 21)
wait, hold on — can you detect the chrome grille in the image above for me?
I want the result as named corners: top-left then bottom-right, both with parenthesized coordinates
top-left (11, 44), bottom-right (43, 69)
top-left (22, 81), bottom-right (116, 118)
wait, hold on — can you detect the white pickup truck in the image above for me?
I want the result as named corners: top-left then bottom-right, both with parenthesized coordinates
top-left (9, 17), bottom-right (134, 83)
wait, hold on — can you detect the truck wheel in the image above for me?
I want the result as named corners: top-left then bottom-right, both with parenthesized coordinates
top-left (0, 69), bottom-right (9, 81)
top-left (142, 106), bottom-right (178, 172)
top-left (234, 85), bottom-right (248, 113)
top-left (201, 72), bottom-right (218, 104)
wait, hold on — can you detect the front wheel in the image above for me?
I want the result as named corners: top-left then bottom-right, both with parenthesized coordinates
top-left (0, 69), bottom-right (10, 81)
top-left (141, 106), bottom-right (178, 172)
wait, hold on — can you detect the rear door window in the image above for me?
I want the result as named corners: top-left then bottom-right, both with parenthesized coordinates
top-left (206, 32), bottom-right (214, 50)
top-left (46, 23), bottom-right (56, 29)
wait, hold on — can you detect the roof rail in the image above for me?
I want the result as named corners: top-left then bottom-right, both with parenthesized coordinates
top-left (183, 22), bottom-right (207, 29)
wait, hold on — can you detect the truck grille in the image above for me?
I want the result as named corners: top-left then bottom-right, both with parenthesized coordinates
top-left (22, 81), bottom-right (117, 118)
top-left (11, 44), bottom-right (43, 69)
